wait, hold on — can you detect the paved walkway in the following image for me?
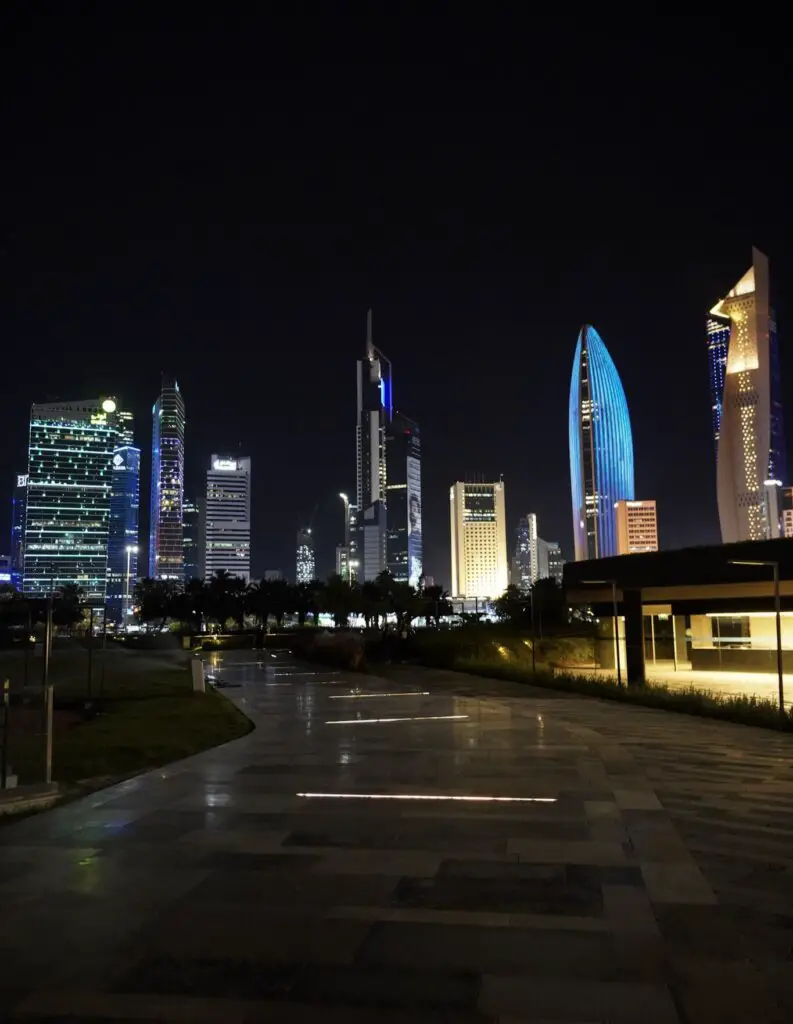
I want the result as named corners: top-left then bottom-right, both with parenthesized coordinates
top-left (1, 653), bottom-right (792, 1022)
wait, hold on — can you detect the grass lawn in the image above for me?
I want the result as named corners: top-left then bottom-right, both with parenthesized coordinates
top-left (3, 646), bottom-right (253, 786)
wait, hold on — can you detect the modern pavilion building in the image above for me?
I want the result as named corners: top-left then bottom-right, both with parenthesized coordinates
top-left (709, 248), bottom-right (786, 542)
top-left (569, 324), bottom-right (635, 561)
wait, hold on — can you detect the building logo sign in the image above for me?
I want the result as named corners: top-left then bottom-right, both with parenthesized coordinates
top-left (213, 459), bottom-right (238, 471)
top-left (17, 474), bottom-right (28, 488)
top-left (113, 453), bottom-right (125, 468)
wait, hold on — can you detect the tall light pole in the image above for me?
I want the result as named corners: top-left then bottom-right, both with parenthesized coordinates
top-left (125, 544), bottom-right (139, 626)
top-left (729, 559), bottom-right (785, 716)
top-left (339, 493), bottom-right (350, 581)
top-left (582, 579), bottom-right (621, 687)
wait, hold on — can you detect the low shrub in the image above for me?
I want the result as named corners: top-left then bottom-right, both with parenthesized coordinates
top-left (290, 630), bottom-right (365, 671)
top-left (457, 655), bottom-right (793, 731)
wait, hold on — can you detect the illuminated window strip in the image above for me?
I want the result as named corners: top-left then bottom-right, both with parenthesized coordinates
top-left (325, 714), bottom-right (469, 725)
top-left (328, 691), bottom-right (431, 699)
top-left (297, 792), bottom-right (557, 803)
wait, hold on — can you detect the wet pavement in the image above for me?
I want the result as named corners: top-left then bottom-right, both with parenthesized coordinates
top-left (1, 651), bottom-right (792, 1022)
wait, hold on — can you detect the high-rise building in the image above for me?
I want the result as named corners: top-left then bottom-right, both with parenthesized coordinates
top-left (545, 542), bottom-right (565, 584)
top-left (23, 398), bottom-right (120, 599)
top-left (710, 248), bottom-right (787, 542)
top-left (386, 412), bottom-right (422, 586)
top-left (296, 527), bottom-right (315, 583)
top-left (0, 554), bottom-right (11, 586)
top-left (569, 324), bottom-right (635, 561)
top-left (450, 481), bottom-right (508, 599)
top-left (511, 514), bottom-right (539, 591)
top-left (10, 473), bottom-right (27, 590)
top-left (356, 310), bottom-right (391, 580)
top-left (615, 499), bottom-right (658, 554)
top-left (782, 488), bottom-right (793, 539)
top-left (106, 433), bottom-right (141, 625)
top-left (149, 375), bottom-right (185, 580)
top-left (183, 498), bottom-right (200, 580)
top-left (203, 455), bottom-right (251, 582)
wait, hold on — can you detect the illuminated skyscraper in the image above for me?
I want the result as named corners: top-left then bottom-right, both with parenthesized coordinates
top-left (149, 376), bottom-right (185, 580)
top-left (10, 473), bottom-right (27, 590)
top-left (569, 325), bottom-right (635, 561)
top-left (356, 310), bottom-right (391, 580)
top-left (450, 481), bottom-right (508, 599)
top-left (511, 513), bottom-right (539, 591)
top-left (106, 417), bottom-right (141, 625)
top-left (386, 412), bottom-right (422, 586)
top-left (23, 398), bottom-right (121, 599)
top-left (183, 498), bottom-right (200, 581)
top-left (203, 455), bottom-right (251, 582)
top-left (296, 527), bottom-right (315, 583)
top-left (710, 248), bottom-right (786, 542)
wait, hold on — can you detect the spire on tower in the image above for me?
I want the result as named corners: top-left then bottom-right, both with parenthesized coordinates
top-left (366, 308), bottom-right (374, 358)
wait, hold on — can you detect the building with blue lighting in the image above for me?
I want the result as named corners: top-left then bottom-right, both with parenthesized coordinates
top-left (106, 434), bottom-right (140, 625)
top-left (23, 398), bottom-right (121, 599)
top-left (569, 324), bottom-right (635, 561)
top-left (149, 375), bottom-right (185, 580)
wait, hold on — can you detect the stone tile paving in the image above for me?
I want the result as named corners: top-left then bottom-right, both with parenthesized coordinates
top-left (0, 655), bottom-right (791, 1021)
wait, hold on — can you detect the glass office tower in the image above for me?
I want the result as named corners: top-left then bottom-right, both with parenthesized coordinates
top-left (23, 398), bottom-right (120, 599)
top-left (106, 441), bottom-right (141, 624)
top-left (386, 412), bottom-right (422, 586)
top-left (356, 310), bottom-right (391, 580)
top-left (149, 376), bottom-right (186, 580)
top-left (569, 324), bottom-right (635, 561)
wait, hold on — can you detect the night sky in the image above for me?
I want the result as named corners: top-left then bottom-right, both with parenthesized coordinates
top-left (3, 12), bottom-right (791, 585)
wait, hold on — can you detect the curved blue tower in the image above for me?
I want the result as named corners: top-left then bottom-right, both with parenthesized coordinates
top-left (569, 325), bottom-right (634, 560)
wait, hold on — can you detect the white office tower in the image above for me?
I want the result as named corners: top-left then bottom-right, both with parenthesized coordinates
top-left (450, 480), bottom-right (508, 599)
top-left (203, 455), bottom-right (251, 582)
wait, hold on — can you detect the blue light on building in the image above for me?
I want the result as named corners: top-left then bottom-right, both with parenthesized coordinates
top-left (106, 444), bottom-right (141, 624)
top-left (569, 324), bottom-right (634, 561)
top-left (706, 314), bottom-right (729, 450)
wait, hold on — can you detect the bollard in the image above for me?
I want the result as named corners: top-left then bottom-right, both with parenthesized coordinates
top-left (191, 658), bottom-right (206, 693)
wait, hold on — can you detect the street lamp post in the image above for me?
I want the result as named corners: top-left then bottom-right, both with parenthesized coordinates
top-left (339, 493), bottom-right (350, 582)
top-left (582, 579), bottom-right (622, 687)
top-left (729, 559), bottom-right (785, 716)
top-left (125, 544), bottom-right (139, 626)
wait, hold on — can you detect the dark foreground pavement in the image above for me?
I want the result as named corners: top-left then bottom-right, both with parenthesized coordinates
top-left (1, 653), bottom-right (792, 1022)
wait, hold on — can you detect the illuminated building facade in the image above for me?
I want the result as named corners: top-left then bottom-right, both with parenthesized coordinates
top-left (23, 398), bottom-right (120, 599)
top-left (545, 541), bottom-right (565, 584)
top-left (450, 481), bottom-right (508, 599)
top-left (511, 514), bottom-right (538, 591)
top-left (356, 310), bottom-right (391, 580)
top-left (711, 248), bottom-right (786, 542)
top-left (782, 488), bottom-right (793, 539)
top-left (203, 455), bottom-right (251, 582)
top-left (106, 434), bottom-right (141, 624)
top-left (149, 376), bottom-right (185, 579)
top-left (10, 473), bottom-right (27, 590)
top-left (296, 527), bottom-right (315, 583)
top-left (569, 324), bottom-right (635, 561)
top-left (183, 498), bottom-right (200, 580)
top-left (386, 412), bottom-right (422, 586)
top-left (615, 499), bottom-right (658, 554)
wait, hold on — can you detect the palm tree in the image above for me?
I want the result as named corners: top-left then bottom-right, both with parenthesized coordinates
top-left (323, 573), bottom-right (355, 628)
top-left (206, 569), bottom-right (246, 630)
top-left (421, 584), bottom-right (453, 627)
top-left (134, 578), bottom-right (179, 632)
top-left (360, 580), bottom-right (384, 629)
